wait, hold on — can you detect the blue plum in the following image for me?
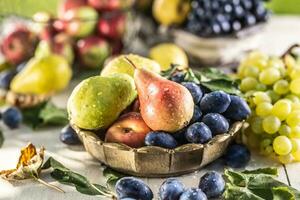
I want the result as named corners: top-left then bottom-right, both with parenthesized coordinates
top-left (199, 171), bottom-right (225, 198)
top-left (181, 82), bottom-right (203, 104)
top-left (185, 122), bottom-right (212, 144)
top-left (171, 72), bottom-right (186, 83)
top-left (190, 105), bottom-right (202, 124)
top-left (60, 125), bottom-right (81, 145)
top-left (0, 69), bottom-right (16, 90)
top-left (116, 177), bottom-right (153, 200)
top-left (202, 113), bottom-right (229, 135)
top-left (2, 107), bottom-right (22, 129)
top-left (224, 144), bottom-right (251, 168)
top-left (159, 178), bottom-right (185, 200)
top-left (179, 188), bottom-right (207, 200)
top-left (200, 91), bottom-right (231, 113)
top-left (145, 131), bottom-right (177, 149)
top-left (223, 95), bottom-right (251, 121)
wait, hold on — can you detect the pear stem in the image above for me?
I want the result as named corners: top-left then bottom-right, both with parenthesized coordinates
top-left (124, 56), bottom-right (137, 69)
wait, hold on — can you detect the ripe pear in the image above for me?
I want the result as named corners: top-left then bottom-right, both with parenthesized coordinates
top-left (101, 54), bottom-right (161, 77)
top-left (67, 74), bottom-right (137, 130)
top-left (10, 54), bottom-right (72, 95)
top-left (126, 58), bottom-right (194, 132)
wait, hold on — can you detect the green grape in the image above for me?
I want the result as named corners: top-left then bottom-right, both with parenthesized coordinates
top-left (286, 111), bottom-right (300, 127)
top-left (253, 92), bottom-right (271, 105)
top-left (256, 83), bottom-right (267, 91)
top-left (260, 138), bottom-right (272, 148)
top-left (289, 68), bottom-right (300, 80)
top-left (278, 154), bottom-right (294, 164)
top-left (263, 115), bottom-right (281, 134)
top-left (285, 94), bottom-right (300, 103)
top-left (284, 54), bottom-right (297, 73)
top-left (244, 66), bottom-right (260, 78)
top-left (291, 138), bottom-right (300, 153)
top-left (256, 102), bottom-right (273, 117)
top-left (266, 90), bottom-right (281, 103)
top-left (237, 64), bottom-right (247, 78)
top-left (292, 102), bottom-right (300, 111)
top-left (240, 77), bottom-right (258, 92)
top-left (279, 124), bottom-right (292, 137)
top-left (268, 57), bottom-right (286, 76)
top-left (271, 100), bottom-right (292, 121)
top-left (244, 51), bottom-right (268, 70)
top-left (273, 136), bottom-right (292, 155)
top-left (292, 150), bottom-right (300, 161)
top-left (273, 80), bottom-right (289, 95)
top-left (291, 126), bottom-right (300, 138)
top-left (290, 78), bottom-right (300, 95)
top-left (259, 68), bottom-right (281, 85)
top-left (250, 116), bottom-right (264, 134)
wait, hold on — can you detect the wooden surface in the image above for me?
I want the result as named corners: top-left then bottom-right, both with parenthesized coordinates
top-left (1, 16), bottom-right (300, 200)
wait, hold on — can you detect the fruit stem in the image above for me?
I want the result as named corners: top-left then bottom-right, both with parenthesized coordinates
top-left (33, 175), bottom-right (65, 193)
top-left (124, 56), bottom-right (137, 69)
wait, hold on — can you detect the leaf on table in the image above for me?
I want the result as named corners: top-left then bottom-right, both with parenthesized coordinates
top-left (103, 167), bottom-right (125, 189)
top-left (22, 101), bottom-right (68, 129)
top-left (223, 168), bottom-right (300, 200)
top-left (272, 187), bottom-right (295, 200)
top-left (0, 143), bottom-right (44, 180)
top-left (42, 157), bottom-right (115, 198)
top-left (0, 129), bottom-right (3, 148)
top-left (195, 67), bottom-right (233, 82)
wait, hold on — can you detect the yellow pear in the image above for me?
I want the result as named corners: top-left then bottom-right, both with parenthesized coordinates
top-left (11, 55), bottom-right (72, 95)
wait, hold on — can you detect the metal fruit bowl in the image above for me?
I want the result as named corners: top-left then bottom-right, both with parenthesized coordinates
top-left (172, 24), bottom-right (266, 65)
top-left (72, 121), bottom-right (243, 177)
top-left (0, 89), bottom-right (50, 108)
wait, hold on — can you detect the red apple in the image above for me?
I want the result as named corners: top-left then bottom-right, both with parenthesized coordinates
top-left (63, 6), bottom-right (98, 38)
top-left (58, 0), bottom-right (87, 18)
top-left (105, 112), bottom-right (151, 148)
top-left (1, 27), bottom-right (37, 65)
top-left (76, 36), bottom-right (111, 68)
top-left (97, 12), bottom-right (126, 39)
top-left (87, 0), bottom-right (120, 11)
top-left (53, 19), bottom-right (67, 32)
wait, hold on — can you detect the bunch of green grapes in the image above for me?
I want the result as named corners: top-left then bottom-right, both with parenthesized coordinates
top-left (238, 50), bottom-right (300, 164)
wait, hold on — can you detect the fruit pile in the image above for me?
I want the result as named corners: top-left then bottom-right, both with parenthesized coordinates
top-left (186, 0), bottom-right (269, 37)
top-left (0, 0), bottom-right (130, 97)
top-left (68, 54), bottom-right (251, 150)
top-left (115, 171), bottom-right (225, 200)
top-left (185, 0), bottom-right (270, 37)
top-left (238, 49), bottom-right (300, 163)
top-left (37, 0), bottom-right (131, 68)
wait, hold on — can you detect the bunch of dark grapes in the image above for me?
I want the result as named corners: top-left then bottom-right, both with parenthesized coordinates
top-left (185, 0), bottom-right (270, 37)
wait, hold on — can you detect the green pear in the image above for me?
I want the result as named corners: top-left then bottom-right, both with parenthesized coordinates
top-left (11, 55), bottom-right (72, 95)
top-left (101, 54), bottom-right (161, 77)
top-left (67, 74), bottom-right (137, 130)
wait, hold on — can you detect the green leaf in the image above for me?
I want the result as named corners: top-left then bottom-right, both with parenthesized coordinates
top-left (242, 168), bottom-right (278, 176)
top-left (42, 157), bottom-right (115, 198)
top-left (0, 129), bottom-right (3, 148)
top-left (160, 64), bottom-right (181, 79)
top-left (103, 167), bottom-right (125, 189)
top-left (184, 69), bottom-right (200, 84)
top-left (21, 101), bottom-right (68, 129)
top-left (272, 187), bottom-right (295, 200)
top-left (196, 68), bottom-right (233, 82)
top-left (224, 168), bottom-right (300, 200)
top-left (201, 80), bottom-right (241, 95)
top-left (39, 102), bottom-right (68, 126)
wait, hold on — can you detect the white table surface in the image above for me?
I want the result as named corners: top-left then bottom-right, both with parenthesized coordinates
top-left (1, 15), bottom-right (300, 200)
